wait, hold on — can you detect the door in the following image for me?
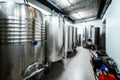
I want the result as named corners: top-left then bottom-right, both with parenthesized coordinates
top-left (101, 19), bottom-right (106, 51)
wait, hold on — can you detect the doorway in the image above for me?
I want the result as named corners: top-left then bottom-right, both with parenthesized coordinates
top-left (101, 19), bottom-right (106, 51)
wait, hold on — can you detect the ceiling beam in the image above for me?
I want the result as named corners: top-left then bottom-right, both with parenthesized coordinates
top-left (75, 18), bottom-right (101, 23)
top-left (97, 0), bottom-right (112, 18)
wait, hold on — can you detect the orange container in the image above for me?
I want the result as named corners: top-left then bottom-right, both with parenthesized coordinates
top-left (98, 73), bottom-right (115, 80)
top-left (105, 74), bottom-right (115, 80)
top-left (99, 73), bottom-right (105, 80)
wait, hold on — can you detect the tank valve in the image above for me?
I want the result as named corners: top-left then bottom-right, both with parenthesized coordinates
top-left (32, 40), bottom-right (38, 46)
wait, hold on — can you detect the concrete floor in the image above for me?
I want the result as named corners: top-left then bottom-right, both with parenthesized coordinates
top-left (44, 47), bottom-right (95, 80)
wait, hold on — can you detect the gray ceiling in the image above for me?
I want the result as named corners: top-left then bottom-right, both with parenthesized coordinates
top-left (48, 0), bottom-right (101, 21)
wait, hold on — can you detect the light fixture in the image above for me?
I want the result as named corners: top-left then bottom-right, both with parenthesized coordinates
top-left (28, 2), bottom-right (51, 15)
top-left (71, 13), bottom-right (82, 19)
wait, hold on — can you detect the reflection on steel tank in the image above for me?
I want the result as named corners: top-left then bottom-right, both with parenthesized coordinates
top-left (0, 1), bottom-right (45, 80)
top-left (72, 27), bottom-right (77, 48)
top-left (45, 15), bottom-right (64, 62)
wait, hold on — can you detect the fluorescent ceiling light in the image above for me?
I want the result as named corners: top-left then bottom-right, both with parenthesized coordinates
top-left (28, 2), bottom-right (51, 15)
top-left (47, 0), bottom-right (70, 8)
top-left (69, 0), bottom-right (79, 4)
top-left (59, 0), bottom-right (71, 7)
top-left (71, 13), bottom-right (82, 19)
top-left (0, 0), bottom-right (25, 3)
top-left (78, 11), bottom-right (87, 18)
top-left (78, 10), bottom-right (97, 18)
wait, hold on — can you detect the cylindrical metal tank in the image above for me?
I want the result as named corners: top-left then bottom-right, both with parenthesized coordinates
top-left (72, 27), bottom-right (77, 48)
top-left (75, 28), bottom-right (78, 46)
top-left (45, 15), bottom-right (64, 62)
top-left (77, 34), bottom-right (81, 46)
top-left (67, 26), bottom-right (73, 52)
top-left (0, 1), bottom-right (45, 80)
top-left (64, 20), bottom-right (69, 58)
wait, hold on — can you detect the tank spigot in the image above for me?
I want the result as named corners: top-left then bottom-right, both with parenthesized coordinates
top-left (32, 40), bottom-right (38, 46)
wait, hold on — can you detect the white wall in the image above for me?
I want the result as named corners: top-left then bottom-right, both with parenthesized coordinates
top-left (74, 20), bottom-right (102, 34)
top-left (102, 0), bottom-right (120, 70)
top-left (74, 20), bottom-right (102, 45)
